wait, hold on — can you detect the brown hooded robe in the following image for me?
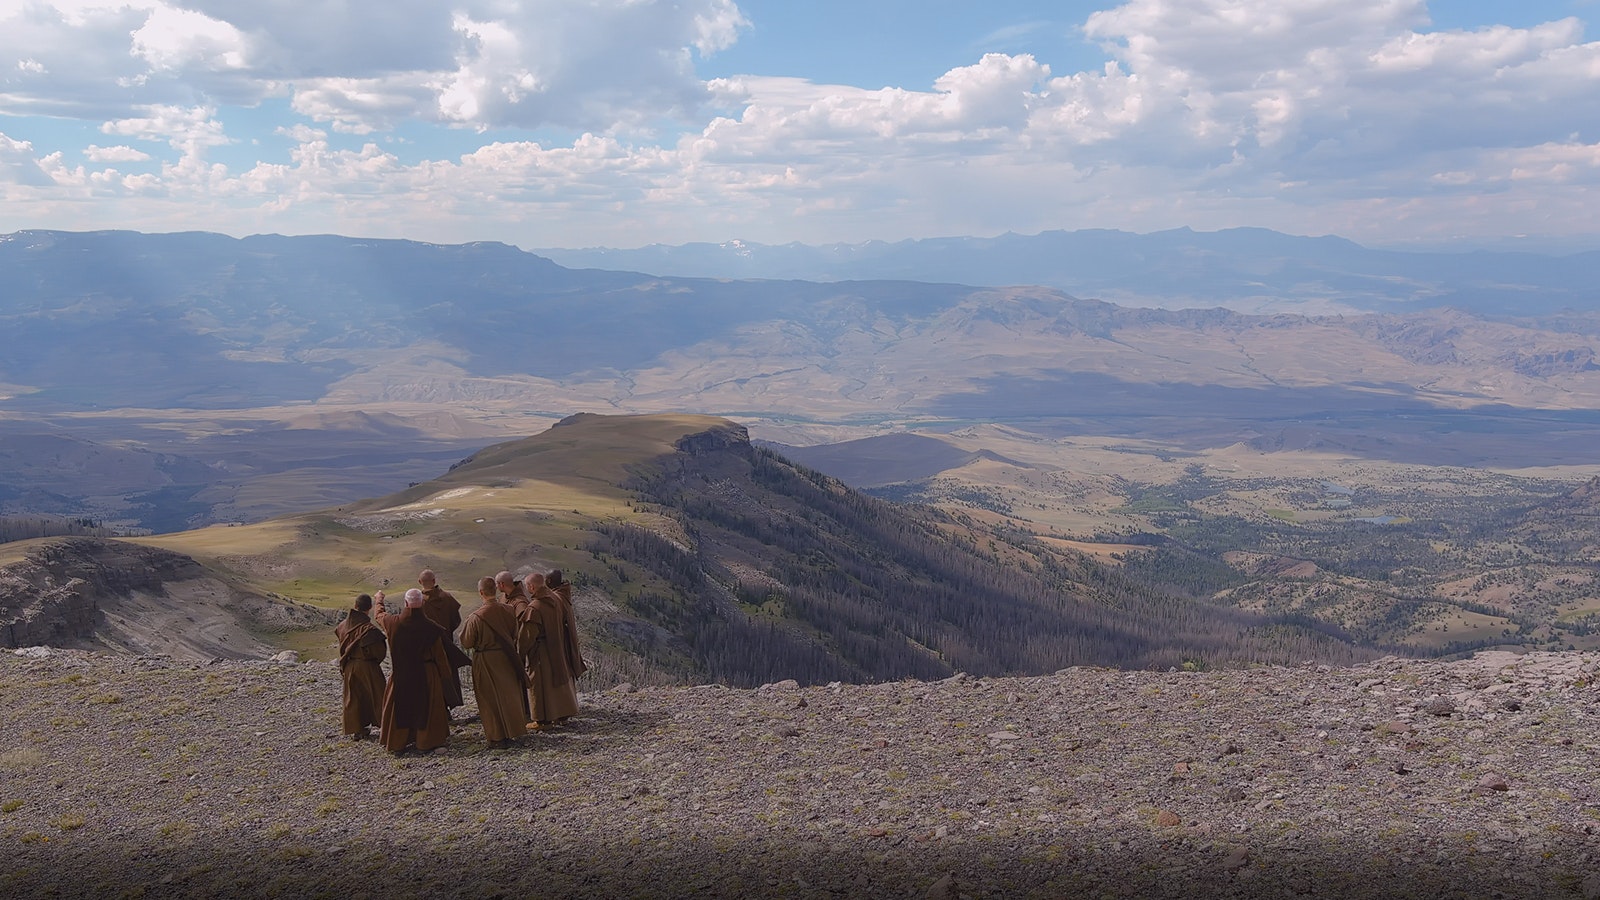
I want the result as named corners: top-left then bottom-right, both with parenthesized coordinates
top-left (460, 600), bottom-right (529, 742)
top-left (420, 585), bottom-right (471, 709)
top-left (377, 607), bottom-right (452, 753)
top-left (550, 581), bottom-right (589, 680)
top-left (334, 609), bottom-right (387, 735)
top-left (518, 586), bottom-right (580, 723)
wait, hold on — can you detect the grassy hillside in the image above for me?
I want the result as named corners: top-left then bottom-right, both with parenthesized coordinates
top-left (131, 413), bottom-right (1375, 685)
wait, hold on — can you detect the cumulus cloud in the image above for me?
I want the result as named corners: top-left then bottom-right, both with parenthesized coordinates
top-left (84, 144), bottom-right (152, 162)
top-left (420, 0), bottom-right (748, 132)
top-left (101, 105), bottom-right (230, 159)
top-left (1, 0), bottom-right (1598, 248)
top-left (0, 132), bottom-right (55, 186)
top-left (1, 0), bottom-right (747, 131)
top-left (130, 5), bottom-right (249, 72)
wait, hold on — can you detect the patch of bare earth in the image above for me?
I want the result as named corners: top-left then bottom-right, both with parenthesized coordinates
top-left (3, 649), bottom-right (1600, 898)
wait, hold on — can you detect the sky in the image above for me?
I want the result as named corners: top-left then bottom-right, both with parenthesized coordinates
top-left (1, 0), bottom-right (1598, 250)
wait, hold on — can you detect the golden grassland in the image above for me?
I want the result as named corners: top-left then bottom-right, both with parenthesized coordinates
top-left (128, 414), bottom-right (729, 611)
top-left (1036, 536), bottom-right (1151, 564)
top-left (1401, 609), bottom-right (1522, 651)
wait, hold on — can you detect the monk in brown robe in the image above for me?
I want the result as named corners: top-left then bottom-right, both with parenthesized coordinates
top-left (496, 570), bottom-right (528, 614)
top-left (334, 593), bottom-right (387, 740)
top-left (374, 588), bottom-right (452, 756)
top-left (460, 576), bottom-right (529, 747)
top-left (417, 569), bottom-right (471, 713)
top-left (517, 572), bottom-right (580, 727)
top-left (546, 570), bottom-right (589, 719)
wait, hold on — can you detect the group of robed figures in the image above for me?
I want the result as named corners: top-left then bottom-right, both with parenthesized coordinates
top-left (332, 567), bottom-right (588, 755)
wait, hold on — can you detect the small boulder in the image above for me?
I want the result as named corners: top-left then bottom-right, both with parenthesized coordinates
top-left (1475, 774), bottom-right (1510, 793)
top-left (1423, 697), bottom-right (1456, 717)
top-left (1155, 809), bottom-right (1182, 827)
top-left (268, 650), bottom-right (300, 665)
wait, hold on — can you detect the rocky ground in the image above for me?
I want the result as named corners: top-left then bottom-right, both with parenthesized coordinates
top-left (3, 648), bottom-right (1600, 899)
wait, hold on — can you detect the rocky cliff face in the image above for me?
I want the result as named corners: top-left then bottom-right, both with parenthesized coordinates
top-left (0, 537), bottom-right (330, 658)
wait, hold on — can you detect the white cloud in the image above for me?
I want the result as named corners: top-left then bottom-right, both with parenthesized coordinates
top-left (416, 0), bottom-right (749, 132)
top-left (289, 75), bottom-right (434, 134)
top-left (273, 123), bottom-right (325, 143)
top-left (1, 0), bottom-right (747, 132)
top-left (130, 5), bottom-right (249, 72)
top-left (0, 132), bottom-right (54, 186)
top-left (0, 0), bottom-right (1598, 248)
top-left (101, 105), bottom-right (230, 158)
top-left (84, 144), bottom-right (152, 162)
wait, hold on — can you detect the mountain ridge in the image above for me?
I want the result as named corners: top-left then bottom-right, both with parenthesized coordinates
top-left (533, 226), bottom-right (1600, 315)
top-left (7, 413), bottom-right (1376, 682)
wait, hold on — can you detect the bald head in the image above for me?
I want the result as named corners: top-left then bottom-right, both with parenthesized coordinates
top-left (418, 569), bottom-right (437, 589)
top-left (525, 572), bottom-right (546, 590)
top-left (477, 576), bottom-right (496, 598)
top-left (494, 570), bottom-right (515, 592)
top-left (404, 588), bottom-right (425, 608)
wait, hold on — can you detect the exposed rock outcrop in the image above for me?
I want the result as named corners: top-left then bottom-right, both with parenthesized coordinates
top-left (0, 537), bottom-right (332, 658)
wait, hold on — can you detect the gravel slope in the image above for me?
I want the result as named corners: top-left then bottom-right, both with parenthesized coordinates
top-left (3, 648), bottom-right (1600, 898)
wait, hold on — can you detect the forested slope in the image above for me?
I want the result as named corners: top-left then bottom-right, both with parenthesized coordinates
top-left (581, 419), bottom-right (1377, 684)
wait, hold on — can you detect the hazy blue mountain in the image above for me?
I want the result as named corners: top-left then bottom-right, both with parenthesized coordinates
top-left (535, 227), bottom-right (1600, 315)
top-left (8, 227), bottom-right (1600, 529)
top-left (0, 229), bottom-right (971, 409)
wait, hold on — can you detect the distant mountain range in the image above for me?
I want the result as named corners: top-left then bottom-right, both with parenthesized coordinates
top-left (7, 228), bottom-right (1600, 531)
top-left (534, 227), bottom-right (1600, 315)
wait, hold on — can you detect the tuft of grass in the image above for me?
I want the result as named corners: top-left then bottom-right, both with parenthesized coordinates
top-left (0, 749), bottom-right (45, 770)
top-left (51, 813), bottom-right (86, 831)
top-left (2, 800), bottom-right (22, 813)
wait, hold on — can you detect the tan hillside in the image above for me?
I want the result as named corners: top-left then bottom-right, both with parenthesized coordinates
top-left (123, 413), bottom-right (726, 670)
top-left (140, 412), bottom-right (730, 597)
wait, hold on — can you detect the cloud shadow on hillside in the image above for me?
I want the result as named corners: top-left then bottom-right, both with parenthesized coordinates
top-left (928, 371), bottom-right (1600, 467)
